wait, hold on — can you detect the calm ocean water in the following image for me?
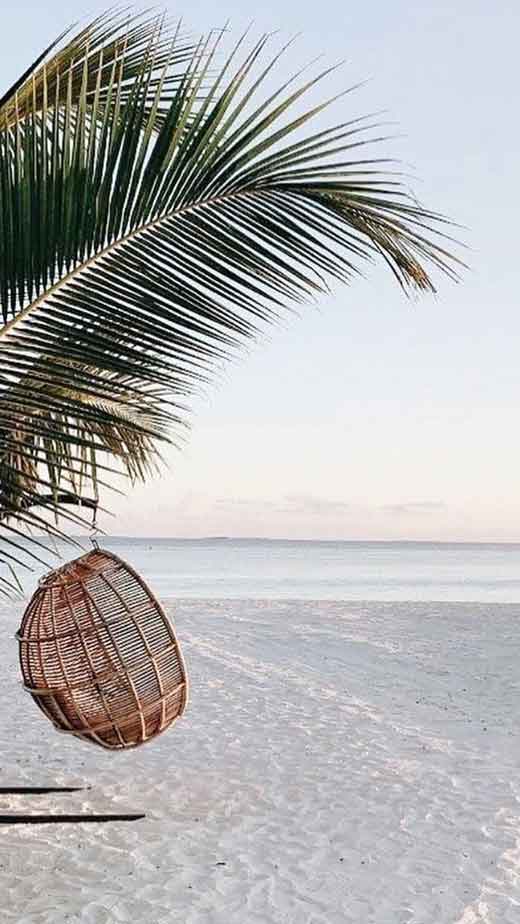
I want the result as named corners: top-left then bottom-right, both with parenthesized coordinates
top-left (7, 537), bottom-right (520, 602)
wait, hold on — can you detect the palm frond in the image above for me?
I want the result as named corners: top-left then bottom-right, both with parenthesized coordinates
top-left (0, 9), bottom-right (195, 126)
top-left (0, 14), bottom-right (463, 592)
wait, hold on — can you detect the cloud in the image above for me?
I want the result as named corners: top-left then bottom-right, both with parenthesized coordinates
top-left (380, 501), bottom-right (447, 517)
top-left (214, 497), bottom-right (280, 511)
top-left (213, 495), bottom-right (448, 522)
top-left (214, 494), bottom-right (356, 517)
top-left (277, 494), bottom-right (356, 516)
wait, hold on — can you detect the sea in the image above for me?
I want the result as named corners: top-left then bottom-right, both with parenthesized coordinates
top-left (6, 537), bottom-right (520, 602)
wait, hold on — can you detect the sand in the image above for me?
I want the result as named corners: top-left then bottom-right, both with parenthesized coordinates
top-left (1, 598), bottom-right (519, 923)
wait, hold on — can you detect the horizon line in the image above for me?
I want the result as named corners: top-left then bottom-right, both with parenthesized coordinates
top-left (28, 535), bottom-right (520, 546)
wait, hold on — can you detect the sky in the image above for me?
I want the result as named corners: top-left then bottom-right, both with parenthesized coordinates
top-left (2, 1), bottom-right (519, 541)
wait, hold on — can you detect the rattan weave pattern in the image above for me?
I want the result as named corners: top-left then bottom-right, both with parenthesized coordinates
top-left (17, 549), bottom-right (188, 749)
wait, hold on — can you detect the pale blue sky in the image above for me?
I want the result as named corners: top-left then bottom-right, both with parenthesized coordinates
top-left (3, 2), bottom-right (519, 540)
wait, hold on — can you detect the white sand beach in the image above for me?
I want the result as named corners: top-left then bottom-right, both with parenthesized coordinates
top-left (1, 598), bottom-right (519, 923)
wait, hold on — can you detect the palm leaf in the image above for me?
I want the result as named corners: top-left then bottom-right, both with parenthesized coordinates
top-left (0, 13), bottom-right (462, 592)
top-left (0, 9), bottom-right (195, 126)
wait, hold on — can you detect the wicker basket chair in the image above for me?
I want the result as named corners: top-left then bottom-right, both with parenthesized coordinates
top-left (17, 547), bottom-right (188, 750)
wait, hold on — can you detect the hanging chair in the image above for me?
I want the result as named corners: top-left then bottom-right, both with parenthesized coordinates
top-left (17, 547), bottom-right (188, 750)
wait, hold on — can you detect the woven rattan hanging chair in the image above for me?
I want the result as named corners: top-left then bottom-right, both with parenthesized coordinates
top-left (17, 547), bottom-right (188, 750)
